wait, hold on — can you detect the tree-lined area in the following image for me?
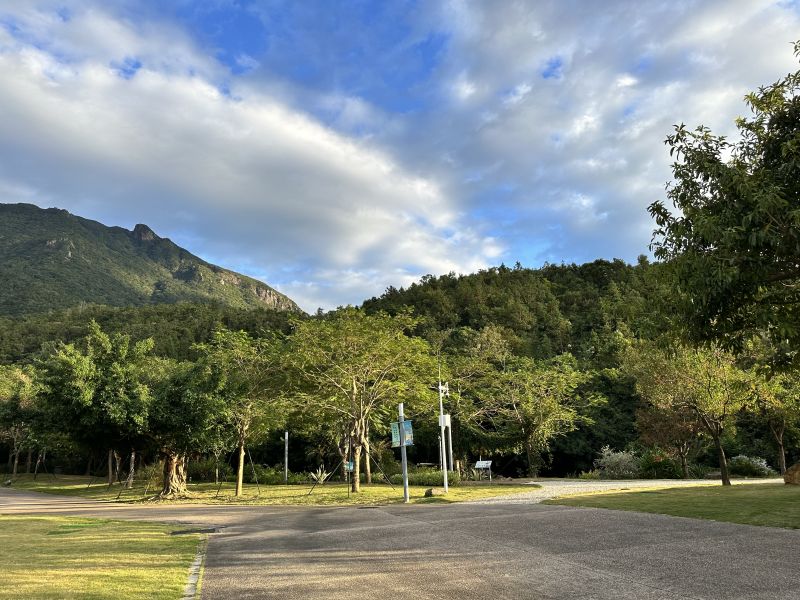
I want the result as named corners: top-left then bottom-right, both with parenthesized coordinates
top-left (3, 44), bottom-right (800, 498)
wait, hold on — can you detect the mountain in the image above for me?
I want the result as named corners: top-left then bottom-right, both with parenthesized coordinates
top-left (0, 203), bottom-right (300, 316)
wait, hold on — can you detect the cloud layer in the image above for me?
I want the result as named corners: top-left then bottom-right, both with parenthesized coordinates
top-left (0, 1), bottom-right (798, 310)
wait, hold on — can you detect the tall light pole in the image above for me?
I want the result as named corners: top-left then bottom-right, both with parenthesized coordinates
top-left (399, 403), bottom-right (410, 503)
top-left (283, 431), bottom-right (289, 484)
top-left (438, 361), bottom-right (449, 493)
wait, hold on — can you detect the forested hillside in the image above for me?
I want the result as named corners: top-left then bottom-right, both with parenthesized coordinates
top-left (362, 258), bottom-right (676, 474)
top-left (0, 203), bottom-right (299, 316)
top-left (0, 303), bottom-right (295, 363)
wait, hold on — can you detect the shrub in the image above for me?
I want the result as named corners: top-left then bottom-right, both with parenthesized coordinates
top-left (243, 464), bottom-right (308, 485)
top-left (638, 450), bottom-right (682, 479)
top-left (728, 455), bottom-right (777, 478)
top-left (688, 463), bottom-right (713, 479)
top-left (186, 457), bottom-right (233, 483)
top-left (594, 446), bottom-right (640, 479)
top-left (389, 468), bottom-right (460, 487)
top-left (577, 469), bottom-right (600, 480)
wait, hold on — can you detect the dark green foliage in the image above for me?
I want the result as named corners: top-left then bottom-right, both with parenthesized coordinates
top-left (186, 457), bottom-right (234, 483)
top-left (0, 302), bottom-right (295, 363)
top-left (0, 203), bottom-right (299, 317)
top-left (638, 450), bottom-right (682, 479)
top-left (364, 258), bottom-right (670, 363)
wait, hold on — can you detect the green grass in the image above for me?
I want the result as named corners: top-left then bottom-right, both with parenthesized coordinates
top-left (0, 515), bottom-right (200, 599)
top-left (547, 483), bottom-right (800, 529)
top-left (7, 474), bottom-right (538, 506)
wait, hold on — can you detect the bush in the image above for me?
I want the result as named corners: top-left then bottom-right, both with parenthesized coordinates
top-left (186, 457), bottom-right (232, 483)
top-left (688, 463), bottom-right (713, 479)
top-left (577, 469), bottom-right (600, 480)
top-left (389, 468), bottom-right (460, 487)
top-left (728, 455), bottom-right (777, 478)
top-left (638, 450), bottom-right (682, 479)
top-left (242, 464), bottom-right (309, 485)
top-left (594, 446), bottom-right (640, 479)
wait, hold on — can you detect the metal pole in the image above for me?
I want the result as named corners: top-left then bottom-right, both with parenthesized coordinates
top-left (284, 431), bottom-right (289, 484)
top-left (399, 403), bottom-right (409, 503)
top-left (438, 361), bottom-right (449, 493)
top-left (446, 418), bottom-right (454, 473)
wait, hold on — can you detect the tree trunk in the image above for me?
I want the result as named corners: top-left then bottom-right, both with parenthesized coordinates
top-left (11, 451), bottom-right (19, 477)
top-left (84, 455), bottom-right (93, 477)
top-left (125, 449), bottom-right (136, 489)
top-left (713, 435), bottom-right (731, 486)
top-left (113, 451), bottom-right (121, 484)
top-left (525, 439), bottom-right (537, 478)
top-left (351, 444), bottom-right (362, 493)
top-left (678, 451), bottom-right (689, 479)
top-left (769, 421), bottom-right (787, 475)
top-left (235, 439), bottom-right (245, 497)
top-left (364, 437), bottom-right (372, 485)
top-left (25, 449), bottom-right (32, 474)
top-left (32, 449), bottom-right (42, 480)
top-left (160, 453), bottom-right (187, 497)
top-left (107, 449), bottom-right (114, 484)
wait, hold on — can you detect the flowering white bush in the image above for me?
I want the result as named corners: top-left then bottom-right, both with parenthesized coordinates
top-left (594, 446), bottom-right (640, 479)
top-left (728, 455), bottom-right (776, 478)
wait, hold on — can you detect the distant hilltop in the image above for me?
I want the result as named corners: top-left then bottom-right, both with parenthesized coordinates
top-left (0, 203), bottom-right (301, 316)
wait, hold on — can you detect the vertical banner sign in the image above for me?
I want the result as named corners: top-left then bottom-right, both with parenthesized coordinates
top-left (391, 422), bottom-right (401, 448)
top-left (401, 420), bottom-right (413, 446)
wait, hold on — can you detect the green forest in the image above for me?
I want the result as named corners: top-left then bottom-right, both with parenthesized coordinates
top-left (2, 43), bottom-right (800, 497)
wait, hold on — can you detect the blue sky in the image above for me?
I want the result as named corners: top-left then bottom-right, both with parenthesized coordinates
top-left (0, 1), bottom-right (798, 310)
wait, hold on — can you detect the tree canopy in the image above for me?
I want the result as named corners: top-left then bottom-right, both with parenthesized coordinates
top-left (649, 42), bottom-right (800, 354)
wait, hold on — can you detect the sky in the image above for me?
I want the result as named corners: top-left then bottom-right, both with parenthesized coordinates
top-left (0, 1), bottom-right (798, 311)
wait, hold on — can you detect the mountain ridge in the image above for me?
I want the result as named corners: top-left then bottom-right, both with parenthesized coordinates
top-left (0, 203), bottom-right (300, 316)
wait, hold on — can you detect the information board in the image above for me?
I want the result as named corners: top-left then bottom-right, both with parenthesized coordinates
top-left (475, 460), bottom-right (492, 469)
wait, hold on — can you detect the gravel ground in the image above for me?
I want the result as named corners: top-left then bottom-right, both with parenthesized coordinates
top-left (470, 477), bottom-right (784, 504)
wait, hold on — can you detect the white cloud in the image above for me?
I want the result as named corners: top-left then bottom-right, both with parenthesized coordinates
top-left (2, 0), bottom-right (800, 309)
top-left (0, 2), bottom-right (499, 310)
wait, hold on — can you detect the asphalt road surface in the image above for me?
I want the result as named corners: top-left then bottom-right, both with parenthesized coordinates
top-left (1, 487), bottom-right (797, 599)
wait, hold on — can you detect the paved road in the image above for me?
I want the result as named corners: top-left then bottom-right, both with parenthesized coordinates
top-left (1, 487), bottom-right (797, 600)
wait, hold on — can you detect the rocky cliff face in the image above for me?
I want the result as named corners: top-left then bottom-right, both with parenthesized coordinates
top-left (0, 203), bottom-right (302, 316)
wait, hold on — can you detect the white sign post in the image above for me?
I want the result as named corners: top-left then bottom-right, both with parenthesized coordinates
top-left (398, 403), bottom-right (410, 503)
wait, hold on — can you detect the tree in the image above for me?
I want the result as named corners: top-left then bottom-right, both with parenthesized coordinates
top-left (625, 343), bottom-right (750, 485)
top-left (747, 370), bottom-right (800, 475)
top-left (635, 405), bottom-right (705, 479)
top-left (148, 359), bottom-right (227, 497)
top-left (193, 329), bottom-right (287, 497)
top-left (649, 42), bottom-right (800, 353)
top-left (37, 321), bottom-right (153, 485)
top-left (287, 308), bottom-right (433, 492)
top-left (492, 354), bottom-right (594, 476)
top-left (0, 365), bottom-right (39, 477)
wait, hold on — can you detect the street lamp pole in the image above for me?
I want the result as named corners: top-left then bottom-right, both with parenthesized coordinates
top-left (438, 361), bottom-right (449, 493)
top-left (284, 431), bottom-right (289, 484)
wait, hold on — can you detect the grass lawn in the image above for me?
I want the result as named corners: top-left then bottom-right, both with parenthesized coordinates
top-left (0, 515), bottom-right (200, 600)
top-left (547, 482), bottom-right (800, 529)
top-left (6, 474), bottom-right (538, 505)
